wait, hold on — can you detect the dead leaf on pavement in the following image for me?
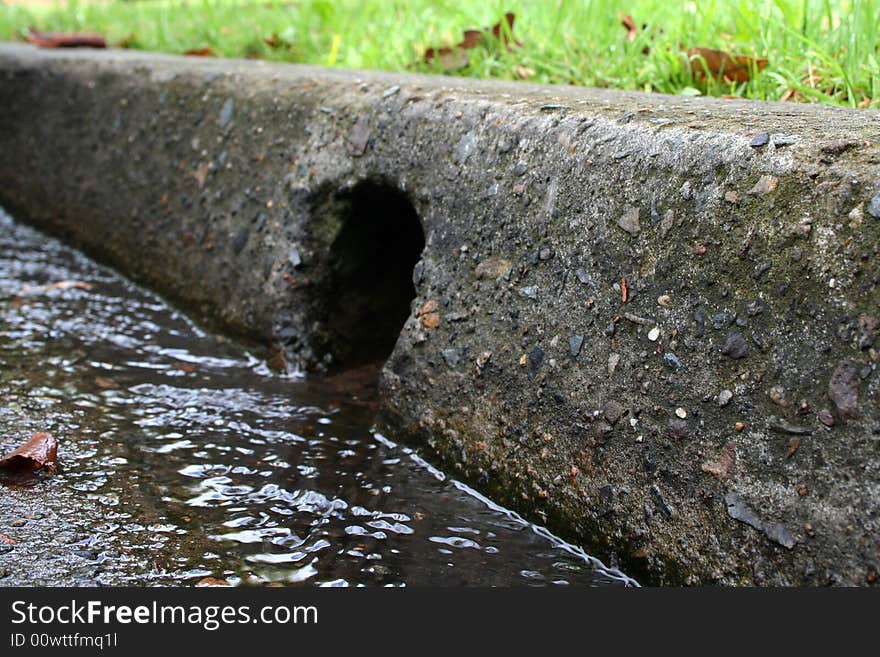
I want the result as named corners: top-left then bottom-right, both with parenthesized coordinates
top-left (266, 344), bottom-right (288, 373)
top-left (195, 577), bottom-right (231, 587)
top-left (687, 46), bottom-right (768, 84)
top-left (21, 280), bottom-right (94, 294)
top-left (26, 28), bottom-right (106, 49)
top-left (0, 433), bottom-right (58, 473)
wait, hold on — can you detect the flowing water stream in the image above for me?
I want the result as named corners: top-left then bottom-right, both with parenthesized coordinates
top-left (0, 208), bottom-right (635, 587)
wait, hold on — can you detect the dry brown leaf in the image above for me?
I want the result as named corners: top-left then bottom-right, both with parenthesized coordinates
top-left (424, 11), bottom-right (521, 70)
top-left (195, 577), bottom-right (231, 587)
top-left (514, 64), bottom-right (535, 79)
top-left (687, 46), bottom-right (768, 84)
top-left (26, 29), bottom-right (106, 49)
top-left (0, 432), bottom-right (58, 473)
top-left (701, 441), bottom-right (736, 480)
top-left (22, 280), bottom-right (94, 294)
top-left (266, 344), bottom-right (288, 373)
top-left (184, 47), bottom-right (216, 57)
top-left (621, 14), bottom-right (638, 42)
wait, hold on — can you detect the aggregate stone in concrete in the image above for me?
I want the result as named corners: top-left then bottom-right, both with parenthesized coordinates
top-left (1, 44), bottom-right (879, 585)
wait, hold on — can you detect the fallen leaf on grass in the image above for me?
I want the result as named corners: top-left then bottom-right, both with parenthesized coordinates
top-left (686, 47), bottom-right (768, 84)
top-left (0, 534), bottom-right (15, 545)
top-left (184, 47), bottom-right (216, 57)
top-left (26, 28), bottom-right (106, 49)
top-left (21, 280), bottom-right (94, 294)
top-left (195, 577), bottom-right (230, 587)
top-left (263, 33), bottom-right (292, 50)
top-left (620, 14), bottom-right (638, 42)
top-left (0, 433), bottom-right (58, 473)
top-left (424, 12), bottom-right (522, 71)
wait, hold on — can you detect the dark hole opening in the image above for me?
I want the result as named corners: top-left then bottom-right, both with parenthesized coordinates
top-left (321, 181), bottom-right (424, 371)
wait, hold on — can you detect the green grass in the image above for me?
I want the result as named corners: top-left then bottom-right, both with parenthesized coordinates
top-left (1, 0), bottom-right (878, 107)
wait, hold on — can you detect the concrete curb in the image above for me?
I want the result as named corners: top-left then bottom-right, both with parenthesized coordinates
top-left (1, 44), bottom-right (879, 585)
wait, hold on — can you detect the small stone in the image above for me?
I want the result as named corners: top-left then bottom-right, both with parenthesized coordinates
top-left (735, 421), bottom-right (745, 432)
top-left (604, 400), bottom-right (625, 425)
top-left (617, 206), bottom-right (640, 236)
top-left (660, 209), bottom-right (675, 236)
top-left (769, 385), bottom-right (787, 406)
top-left (441, 348), bottom-right (461, 368)
top-left (667, 419), bottom-right (689, 439)
top-left (608, 353), bottom-right (621, 376)
top-left (382, 85), bottom-right (400, 98)
top-left (748, 175), bottom-right (778, 196)
top-left (663, 352), bottom-right (682, 370)
top-left (818, 409), bottom-right (835, 427)
top-left (749, 132), bottom-right (770, 148)
top-left (772, 134), bottom-right (799, 147)
top-left (518, 286), bottom-right (538, 300)
top-left (867, 192), bottom-right (880, 219)
top-left (538, 244), bottom-right (554, 261)
top-left (529, 345), bottom-right (544, 369)
top-left (454, 133), bottom-right (476, 164)
top-left (718, 389), bottom-right (733, 407)
top-left (574, 269), bottom-right (592, 285)
top-left (675, 407), bottom-right (687, 419)
top-left (475, 257), bottom-right (512, 280)
top-left (768, 417), bottom-right (811, 435)
top-left (219, 98), bottom-right (234, 129)
top-left (722, 332), bottom-right (750, 359)
top-left (848, 204), bottom-right (864, 229)
top-left (569, 335), bottom-right (584, 358)
top-left (752, 261), bottom-right (772, 279)
top-left (828, 361), bottom-right (860, 422)
top-left (724, 190), bottom-right (739, 204)
top-left (657, 294), bottom-right (671, 307)
top-left (648, 327), bottom-right (660, 342)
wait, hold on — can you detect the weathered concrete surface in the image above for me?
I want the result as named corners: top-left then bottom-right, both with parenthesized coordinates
top-left (1, 44), bottom-right (879, 585)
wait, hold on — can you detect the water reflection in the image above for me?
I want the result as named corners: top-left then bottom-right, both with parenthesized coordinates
top-left (0, 208), bottom-right (635, 587)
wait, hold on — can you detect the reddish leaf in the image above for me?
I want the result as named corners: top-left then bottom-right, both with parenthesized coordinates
top-left (459, 29), bottom-right (483, 50)
top-left (424, 11), bottom-right (521, 68)
top-left (195, 577), bottom-right (230, 587)
top-left (490, 12), bottom-right (522, 48)
top-left (621, 14), bottom-right (638, 42)
top-left (26, 29), bottom-right (106, 49)
top-left (266, 344), bottom-right (288, 373)
top-left (687, 47), bottom-right (768, 84)
top-left (0, 433), bottom-right (58, 473)
top-left (184, 47), bottom-right (216, 57)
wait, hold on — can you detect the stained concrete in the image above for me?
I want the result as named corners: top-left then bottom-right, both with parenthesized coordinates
top-left (1, 44), bottom-right (879, 585)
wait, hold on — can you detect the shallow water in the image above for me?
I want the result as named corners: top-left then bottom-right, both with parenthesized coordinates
top-left (0, 208), bottom-right (635, 587)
